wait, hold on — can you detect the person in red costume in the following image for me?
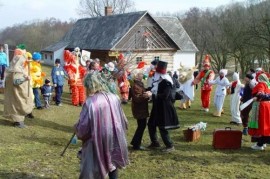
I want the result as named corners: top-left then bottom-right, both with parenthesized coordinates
top-left (117, 53), bottom-right (130, 104)
top-left (64, 48), bottom-right (87, 106)
top-left (192, 55), bottom-right (215, 112)
top-left (249, 73), bottom-right (270, 150)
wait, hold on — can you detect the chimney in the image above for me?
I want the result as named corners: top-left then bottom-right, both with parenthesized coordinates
top-left (105, 6), bottom-right (112, 16)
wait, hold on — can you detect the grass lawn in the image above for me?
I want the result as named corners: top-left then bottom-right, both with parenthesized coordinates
top-left (1, 65), bottom-right (270, 179)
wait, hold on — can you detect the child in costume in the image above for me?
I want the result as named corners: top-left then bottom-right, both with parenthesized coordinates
top-left (40, 79), bottom-right (53, 108)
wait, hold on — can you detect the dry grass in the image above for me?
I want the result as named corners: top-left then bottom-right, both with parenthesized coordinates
top-left (0, 65), bottom-right (270, 179)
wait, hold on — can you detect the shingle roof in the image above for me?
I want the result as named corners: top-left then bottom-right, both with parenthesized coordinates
top-left (42, 11), bottom-right (198, 52)
top-left (62, 11), bottom-right (147, 50)
top-left (42, 41), bottom-right (69, 52)
top-left (153, 16), bottom-right (198, 52)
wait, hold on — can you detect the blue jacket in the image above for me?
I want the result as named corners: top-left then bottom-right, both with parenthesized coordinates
top-left (0, 52), bottom-right (8, 67)
top-left (41, 85), bottom-right (53, 96)
top-left (51, 66), bottom-right (67, 86)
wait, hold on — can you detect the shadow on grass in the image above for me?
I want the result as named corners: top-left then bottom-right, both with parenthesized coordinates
top-left (21, 134), bottom-right (75, 147)
top-left (25, 117), bottom-right (73, 133)
top-left (143, 145), bottom-right (270, 166)
top-left (0, 170), bottom-right (47, 179)
top-left (0, 118), bottom-right (13, 127)
top-left (0, 98), bottom-right (4, 105)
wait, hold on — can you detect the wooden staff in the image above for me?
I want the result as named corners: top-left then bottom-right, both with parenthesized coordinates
top-left (28, 59), bottom-right (32, 97)
top-left (60, 133), bottom-right (76, 157)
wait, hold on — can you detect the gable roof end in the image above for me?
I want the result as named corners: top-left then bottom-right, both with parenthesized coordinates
top-left (153, 16), bottom-right (198, 52)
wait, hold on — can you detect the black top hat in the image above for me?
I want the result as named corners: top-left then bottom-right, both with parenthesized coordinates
top-left (151, 59), bottom-right (159, 66)
top-left (156, 61), bottom-right (168, 74)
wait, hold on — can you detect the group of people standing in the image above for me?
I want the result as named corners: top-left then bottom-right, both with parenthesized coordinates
top-left (74, 53), bottom-right (270, 178)
top-left (130, 60), bottom-right (179, 152)
top-left (3, 45), bottom-right (68, 128)
top-left (74, 58), bottom-right (180, 179)
top-left (3, 46), bottom-right (270, 178)
top-left (191, 55), bottom-right (270, 151)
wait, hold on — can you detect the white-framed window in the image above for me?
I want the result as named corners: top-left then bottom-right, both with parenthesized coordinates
top-left (45, 54), bottom-right (47, 59)
top-left (136, 56), bottom-right (142, 64)
top-left (50, 55), bottom-right (53, 60)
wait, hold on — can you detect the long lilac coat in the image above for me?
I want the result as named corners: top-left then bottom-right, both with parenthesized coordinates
top-left (75, 92), bottom-right (129, 179)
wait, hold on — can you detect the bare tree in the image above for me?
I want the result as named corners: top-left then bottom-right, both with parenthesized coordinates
top-left (180, 7), bottom-right (209, 70)
top-left (77, 0), bottom-right (135, 17)
top-left (246, 0), bottom-right (270, 71)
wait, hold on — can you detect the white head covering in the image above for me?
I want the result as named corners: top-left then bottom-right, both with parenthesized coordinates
top-left (219, 69), bottom-right (228, 76)
top-left (232, 72), bottom-right (240, 81)
top-left (256, 67), bottom-right (262, 72)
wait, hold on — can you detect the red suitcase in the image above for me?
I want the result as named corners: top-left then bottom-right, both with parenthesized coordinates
top-left (213, 127), bottom-right (242, 149)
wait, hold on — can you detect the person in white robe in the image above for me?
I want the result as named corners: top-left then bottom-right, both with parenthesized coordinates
top-left (209, 69), bottom-right (230, 117)
top-left (229, 72), bottom-right (244, 125)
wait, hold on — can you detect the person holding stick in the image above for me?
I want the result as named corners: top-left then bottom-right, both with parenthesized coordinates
top-left (74, 71), bottom-right (129, 179)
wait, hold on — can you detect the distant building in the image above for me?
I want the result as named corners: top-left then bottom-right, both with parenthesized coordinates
top-left (41, 9), bottom-right (198, 71)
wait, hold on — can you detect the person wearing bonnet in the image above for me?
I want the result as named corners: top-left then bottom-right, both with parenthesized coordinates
top-left (249, 73), bottom-right (270, 150)
top-left (145, 60), bottom-right (179, 152)
top-left (74, 71), bottom-right (129, 179)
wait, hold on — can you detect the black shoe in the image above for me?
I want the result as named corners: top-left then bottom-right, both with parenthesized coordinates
top-left (14, 122), bottom-right (26, 128)
top-left (147, 142), bottom-right (161, 149)
top-left (132, 146), bottom-right (146, 150)
top-left (26, 113), bottom-right (34, 119)
top-left (37, 106), bottom-right (44, 110)
top-left (77, 149), bottom-right (82, 160)
top-left (230, 121), bottom-right (241, 126)
top-left (162, 146), bottom-right (175, 153)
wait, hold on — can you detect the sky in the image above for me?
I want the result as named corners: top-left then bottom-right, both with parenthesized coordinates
top-left (0, 0), bottom-right (243, 29)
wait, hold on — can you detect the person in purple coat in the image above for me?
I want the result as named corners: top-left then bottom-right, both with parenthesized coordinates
top-left (74, 71), bottom-right (129, 179)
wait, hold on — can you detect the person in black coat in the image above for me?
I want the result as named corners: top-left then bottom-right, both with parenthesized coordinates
top-left (145, 61), bottom-right (179, 152)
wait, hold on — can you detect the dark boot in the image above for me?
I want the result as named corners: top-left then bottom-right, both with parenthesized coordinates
top-left (14, 121), bottom-right (26, 128)
top-left (26, 113), bottom-right (34, 119)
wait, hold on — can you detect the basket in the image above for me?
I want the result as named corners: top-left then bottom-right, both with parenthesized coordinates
top-left (183, 128), bottom-right (201, 142)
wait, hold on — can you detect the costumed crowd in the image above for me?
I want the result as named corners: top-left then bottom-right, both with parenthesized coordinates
top-left (2, 45), bottom-right (270, 179)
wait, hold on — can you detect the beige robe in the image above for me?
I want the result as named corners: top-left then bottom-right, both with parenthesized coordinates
top-left (3, 55), bottom-right (34, 122)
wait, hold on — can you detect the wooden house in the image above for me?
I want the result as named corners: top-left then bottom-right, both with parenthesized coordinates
top-left (41, 10), bottom-right (198, 71)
